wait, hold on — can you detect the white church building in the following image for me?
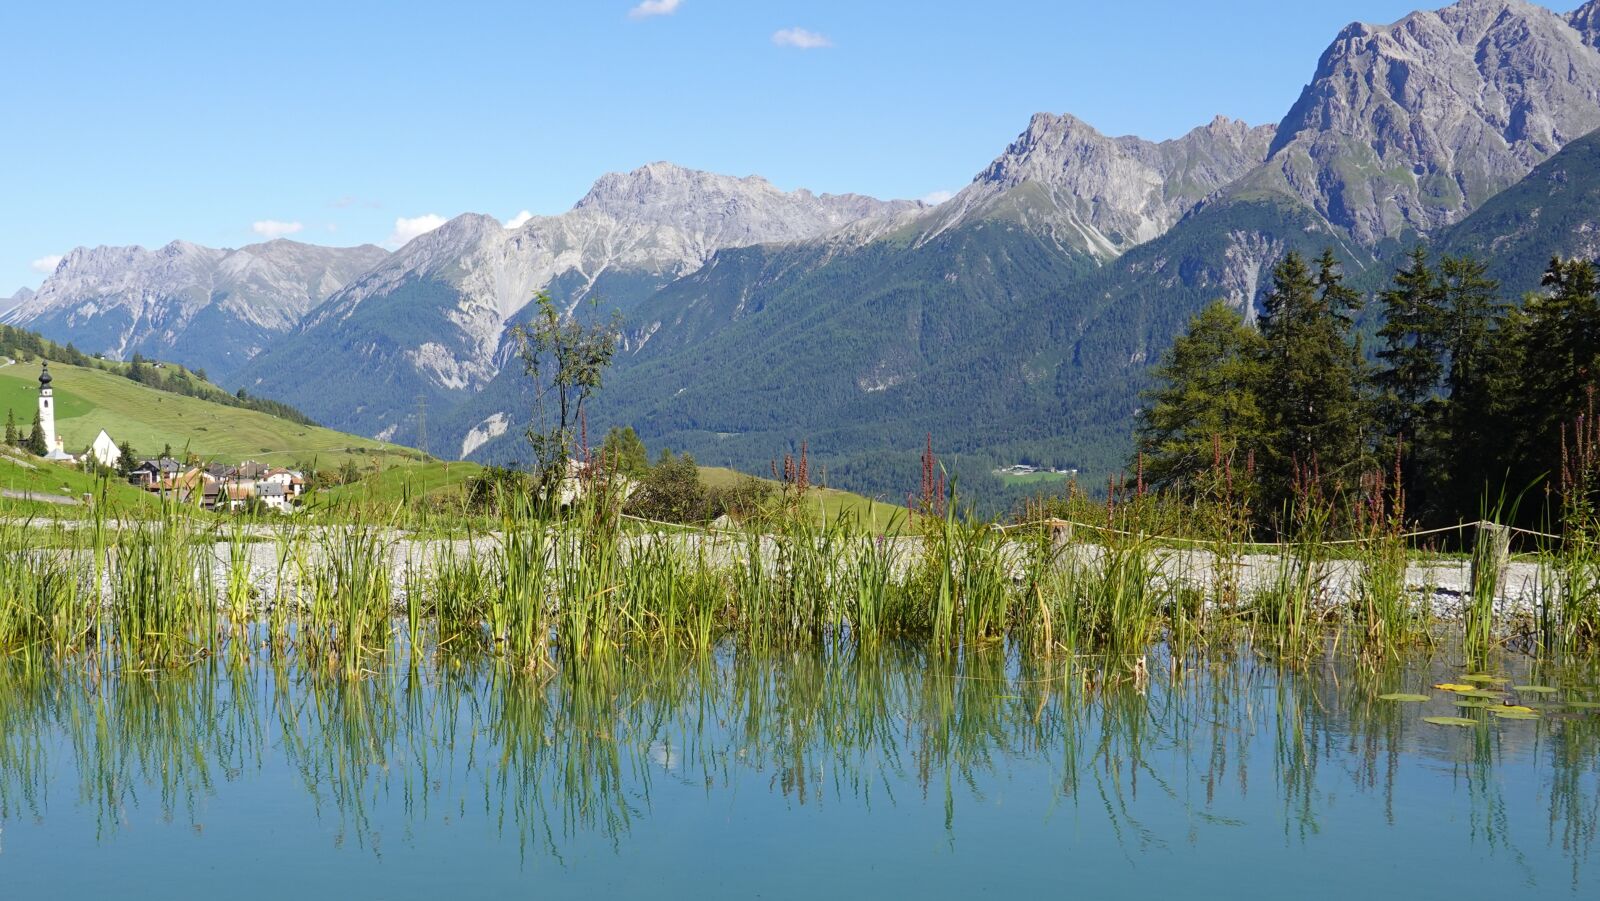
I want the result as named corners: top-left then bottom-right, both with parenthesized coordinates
top-left (33, 363), bottom-right (120, 467)
top-left (35, 362), bottom-right (75, 462)
top-left (88, 429), bottom-right (121, 468)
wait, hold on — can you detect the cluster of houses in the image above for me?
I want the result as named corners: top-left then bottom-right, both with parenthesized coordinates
top-left (24, 361), bottom-right (308, 513)
top-left (127, 458), bottom-right (307, 513)
top-left (994, 463), bottom-right (1080, 478)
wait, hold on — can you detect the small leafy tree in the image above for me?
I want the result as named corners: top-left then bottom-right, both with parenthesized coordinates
top-left (627, 450), bottom-right (711, 523)
top-left (339, 458), bottom-right (362, 485)
top-left (508, 291), bottom-right (621, 497)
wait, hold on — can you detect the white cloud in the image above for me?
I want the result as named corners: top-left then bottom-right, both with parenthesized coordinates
top-left (772, 27), bottom-right (832, 49)
top-left (628, 0), bottom-right (681, 18)
top-left (386, 214), bottom-right (448, 248)
top-left (921, 190), bottom-right (955, 206)
top-left (30, 254), bottom-right (63, 274)
top-left (251, 219), bottom-right (305, 239)
top-left (504, 210), bottom-right (534, 229)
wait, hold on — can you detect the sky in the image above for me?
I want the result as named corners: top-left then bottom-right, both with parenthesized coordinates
top-left (0, 0), bottom-right (1559, 292)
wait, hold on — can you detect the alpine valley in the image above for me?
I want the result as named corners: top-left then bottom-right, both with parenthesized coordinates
top-left (10, 0), bottom-right (1600, 505)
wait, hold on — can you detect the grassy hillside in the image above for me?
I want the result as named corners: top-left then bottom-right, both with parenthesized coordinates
top-left (697, 465), bottom-right (905, 527)
top-left (313, 460), bottom-right (487, 512)
top-left (0, 358), bottom-right (423, 467)
top-left (307, 459), bottom-right (902, 529)
top-left (0, 451), bottom-right (157, 515)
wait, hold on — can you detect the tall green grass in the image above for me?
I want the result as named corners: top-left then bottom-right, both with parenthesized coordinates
top-left (7, 472), bottom-right (1600, 676)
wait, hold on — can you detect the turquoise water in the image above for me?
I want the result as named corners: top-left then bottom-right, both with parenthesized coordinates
top-left (1, 645), bottom-right (1597, 898)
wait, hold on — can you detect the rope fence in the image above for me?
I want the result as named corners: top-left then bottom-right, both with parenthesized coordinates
top-left (615, 506), bottom-right (1583, 552)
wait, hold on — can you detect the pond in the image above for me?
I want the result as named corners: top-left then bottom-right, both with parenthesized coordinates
top-left (2, 643), bottom-right (1597, 898)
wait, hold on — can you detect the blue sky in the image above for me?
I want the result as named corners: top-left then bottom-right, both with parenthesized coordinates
top-left (0, 0), bottom-right (1539, 292)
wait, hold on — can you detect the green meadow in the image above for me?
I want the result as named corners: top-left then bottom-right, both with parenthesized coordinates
top-left (0, 359), bottom-right (421, 466)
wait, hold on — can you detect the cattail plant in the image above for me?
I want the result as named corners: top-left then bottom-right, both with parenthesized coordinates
top-left (1352, 440), bottom-right (1420, 653)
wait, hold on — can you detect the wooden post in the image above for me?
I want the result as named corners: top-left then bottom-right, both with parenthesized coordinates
top-left (1047, 518), bottom-right (1073, 548)
top-left (1471, 521), bottom-right (1511, 598)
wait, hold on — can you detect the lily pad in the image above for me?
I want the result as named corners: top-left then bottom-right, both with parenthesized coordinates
top-left (1514, 685), bottom-right (1558, 694)
top-left (1568, 701), bottom-right (1600, 710)
top-left (1423, 716), bottom-right (1480, 727)
top-left (1463, 675), bottom-right (1510, 685)
top-left (1453, 699), bottom-right (1495, 709)
top-left (1378, 693), bottom-right (1431, 702)
top-left (1491, 709), bottom-right (1541, 720)
top-left (1433, 683), bottom-right (1478, 692)
top-left (1458, 689), bottom-right (1507, 700)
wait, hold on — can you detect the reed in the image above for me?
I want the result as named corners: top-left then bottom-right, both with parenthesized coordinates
top-left (304, 525), bottom-right (394, 677)
top-left (1351, 461), bottom-right (1424, 655)
top-left (108, 503), bottom-right (211, 668)
top-left (8, 460), bottom-right (1600, 676)
top-left (1251, 495), bottom-right (1331, 659)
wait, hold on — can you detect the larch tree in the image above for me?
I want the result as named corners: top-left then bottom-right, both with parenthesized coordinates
top-left (1136, 300), bottom-right (1266, 492)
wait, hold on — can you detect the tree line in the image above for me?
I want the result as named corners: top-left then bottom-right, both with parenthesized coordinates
top-left (1136, 248), bottom-right (1600, 533)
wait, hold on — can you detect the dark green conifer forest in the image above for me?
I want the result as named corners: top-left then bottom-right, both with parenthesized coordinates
top-left (1138, 248), bottom-right (1600, 534)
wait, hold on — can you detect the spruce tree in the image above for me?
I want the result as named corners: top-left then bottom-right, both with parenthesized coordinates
top-left (3, 409), bottom-right (15, 447)
top-left (1136, 301), bottom-right (1266, 491)
top-left (1435, 255), bottom-right (1505, 514)
top-left (1256, 250), bottom-right (1373, 513)
top-left (1503, 258), bottom-right (1600, 495)
top-left (1375, 248), bottom-right (1444, 447)
top-left (26, 411), bottom-right (47, 456)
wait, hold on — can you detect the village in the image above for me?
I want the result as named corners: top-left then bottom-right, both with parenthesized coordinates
top-left (15, 361), bottom-right (308, 513)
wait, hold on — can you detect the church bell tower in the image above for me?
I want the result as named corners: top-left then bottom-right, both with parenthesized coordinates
top-left (38, 362), bottom-right (59, 456)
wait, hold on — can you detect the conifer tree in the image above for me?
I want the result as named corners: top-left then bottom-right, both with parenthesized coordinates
top-left (26, 411), bottom-right (47, 456)
top-left (3, 408), bottom-right (16, 447)
top-left (600, 425), bottom-right (650, 478)
top-left (1434, 255), bottom-right (1506, 513)
top-left (1256, 250), bottom-right (1372, 512)
top-left (1375, 247), bottom-right (1444, 446)
top-left (1501, 258), bottom-right (1600, 489)
top-left (1136, 301), bottom-right (1266, 491)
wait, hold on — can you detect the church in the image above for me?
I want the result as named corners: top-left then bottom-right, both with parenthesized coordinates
top-left (34, 362), bottom-right (74, 462)
top-left (31, 362), bottom-right (120, 467)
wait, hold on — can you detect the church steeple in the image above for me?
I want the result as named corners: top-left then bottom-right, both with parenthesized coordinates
top-left (37, 361), bottom-right (61, 459)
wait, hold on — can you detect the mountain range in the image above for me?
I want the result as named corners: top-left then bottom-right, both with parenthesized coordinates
top-left (3, 241), bottom-right (387, 381)
top-left (9, 0), bottom-right (1600, 503)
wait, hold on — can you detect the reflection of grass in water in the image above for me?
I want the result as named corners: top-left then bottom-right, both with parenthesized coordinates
top-left (2, 641), bottom-right (1600, 873)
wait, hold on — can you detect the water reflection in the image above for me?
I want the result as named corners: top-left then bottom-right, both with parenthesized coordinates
top-left (1, 644), bottom-right (1598, 891)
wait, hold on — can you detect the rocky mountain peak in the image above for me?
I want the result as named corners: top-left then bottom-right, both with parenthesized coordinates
top-left (1, 286), bottom-right (35, 317)
top-left (1573, 0), bottom-right (1600, 48)
top-left (569, 161), bottom-right (920, 246)
top-left (4, 239), bottom-right (389, 379)
top-left (935, 112), bottom-right (1274, 258)
top-left (1262, 0), bottom-right (1600, 243)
